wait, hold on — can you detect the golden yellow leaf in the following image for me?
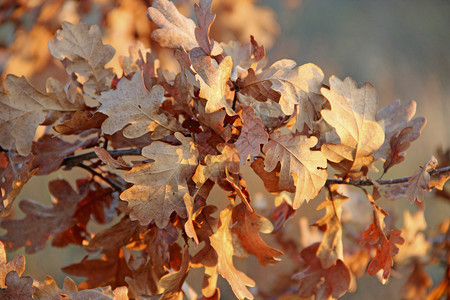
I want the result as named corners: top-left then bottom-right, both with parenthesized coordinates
top-left (263, 132), bottom-right (328, 209)
top-left (321, 76), bottom-right (385, 179)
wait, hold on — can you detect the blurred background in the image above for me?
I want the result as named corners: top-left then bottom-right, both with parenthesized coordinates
top-left (1, 0), bottom-right (448, 299)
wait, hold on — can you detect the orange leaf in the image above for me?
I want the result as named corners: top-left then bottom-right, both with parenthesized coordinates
top-left (210, 207), bottom-right (255, 299)
top-left (232, 203), bottom-right (283, 266)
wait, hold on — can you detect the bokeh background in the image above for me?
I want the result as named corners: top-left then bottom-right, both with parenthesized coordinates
top-left (1, 0), bottom-right (449, 299)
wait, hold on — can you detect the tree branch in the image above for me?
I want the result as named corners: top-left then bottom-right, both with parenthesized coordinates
top-left (62, 148), bottom-right (141, 167)
top-left (326, 166), bottom-right (450, 186)
top-left (61, 147), bottom-right (449, 190)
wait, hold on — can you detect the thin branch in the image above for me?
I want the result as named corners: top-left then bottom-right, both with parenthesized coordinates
top-left (326, 166), bottom-right (450, 187)
top-left (76, 163), bottom-right (124, 191)
top-left (62, 148), bottom-right (141, 167)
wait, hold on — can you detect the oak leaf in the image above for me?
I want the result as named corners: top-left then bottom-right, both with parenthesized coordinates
top-left (193, 144), bottom-right (240, 188)
top-left (238, 60), bottom-right (325, 131)
top-left (375, 100), bottom-right (426, 172)
top-left (270, 195), bottom-right (296, 233)
top-left (293, 243), bottom-right (351, 300)
top-left (94, 146), bottom-right (132, 170)
top-left (53, 110), bottom-right (107, 135)
top-left (148, 0), bottom-right (197, 50)
top-left (121, 132), bottom-right (198, 228)
top-left (0, 241), bottom-right (26, 288)
top-left (360, 209), bottom-right (405, 282)
top-left (263, 132), bottom-right (328, 209)
top-left (236, 106), bottom-right (269, 164)
top-left (194, 0), bottom-right (222, 56)
top-left (405, 156), bottom-right (438, 203)
top-left (0, 179), bottom-right (81, 253)
top-left (210, 207), bottom-right (255, 299)
top-left (48, 22), bottom-right (115, 96)
top-left (321, 76), bottom-right (385, 179)
top-left (0, 271), bottom-right (34, 299)
top-left (396, 210), bottom-right (430, 262)
top-left (191, 51), bottom-right (235, 115)
top-left (159, 246), bottom-right (190, 300)
top-left (0, 152), bottom-right (36, 217)
top-left (313, 185), bottom-right (347, 268)
top-left (62, 249), bottom-right (132, 290)
top-left (402, 261), bottom-right (432, 300)
top-left (34, 275), bottom-right (128, 300)
top-left (231, 203), bottom-right (283, 266)
top-left (0, 76), bottom-right (84, 155)
top-left (98, 71), bottom-right (176, 140)
top-left (88, 217), bottom-right (140, 252)
top-left (250, 158), bottom-right (295, 194)
top-left (32, 134), bottom-right (97, 175)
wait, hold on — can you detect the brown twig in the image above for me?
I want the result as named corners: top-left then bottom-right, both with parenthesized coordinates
top-left (76, 163), bottom-right (125, 191)
top-left (326, 166), bottom-right (450, 186)
top-left (62, 148), bottom-right (141, 167)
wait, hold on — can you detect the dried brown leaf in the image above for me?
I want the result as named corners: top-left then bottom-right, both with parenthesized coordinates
top-left (98, 71), bottom-right (176, 140)
top-left (159, 246), bottom-right (190, 300)
top-left (121, 132), bottom-right (198, 227)
top-left (0, 76), bottom-right (84, 155)
top-left (406, 156), bottom-right (438, 203)
top-left (194, 0), bottom-right (222, 56)
top-left (0, 242), bottom-right (26, 288)
top-left (0, 179), bottom-right (81, 253)
top-left (236, 106), bottom-right (269, 164)
top-left (210, 207), bottom-right (255, 299)
top-left (34, 275), bottom-right (128, 300)
top-left (238, 60), bottom-right (325, 131)
top-left (0, 271), bottom-right (34, 299)
top-left (53, 111), bottom-right (107, 135)
top-left (0, 152), bottom-right (36, 217)
top-left (191, 51), bottom-right (235, 115)
top-left (32, 134), bottom-right (96, 175)
top-left (293, 243), bottom-right (351, 300)
top-left (321, 76), bottom-right (385, 179)
top-left (263, 132), bottom-right (327, 209)
top-left (232, 203), bottom-right (283, 266)
top-left (193, 144), bottom-right (240, 187)
top-left (148, 0), bottom-right (197, 50)
top-left (48, 22), bottom-right (115, 96)
top-left (375, 100), bottom-right (426, 168)
top-left (94, 147), bottom-right (132, 170)
top-left (62, 249), bottom-right (132, 290)
top-left (313, 186), bottom-right (347, 268)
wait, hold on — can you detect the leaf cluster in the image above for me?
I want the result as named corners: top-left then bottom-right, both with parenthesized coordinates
top-left (0, 0), bottom-right (448, 299)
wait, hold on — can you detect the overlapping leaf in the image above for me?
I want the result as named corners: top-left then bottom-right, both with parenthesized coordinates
top-left (98, 71), bottom-right (176, 140)
top-left (148, 0), bottom-right (197, 50)
top-left (313, 185), bottom-right (347, 268)
top-left (231, 203), bottom-right (283, 266)
top-left (293, 243), bottom-right (351, 300)
top-left (263, 132), bottom-right (328, 209)
top-left (48, 22), bottom-right (115, 96)
top-left (191, 51), bottom-right (235, 115)
top-left (235, 106), bottom-right (269, 164)
top-left (0, 151), bottom-right (36, 216)
top-left (0, 179), bottom-right (81, 253)
top-left (238, 60), bottom-right (325, 131)
top-left (0, 76), bottom-right (84, 155)
top-left (121, 132), bottom-right (198, 228)
top-left (321, 76), bottom-right (385, 179)
top-left (210, 207), bottom-right (255, 300)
